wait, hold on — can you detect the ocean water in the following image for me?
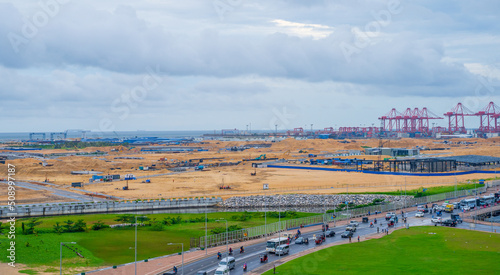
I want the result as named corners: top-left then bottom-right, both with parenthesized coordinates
top-left (0, 131), bottom-right (212, 141)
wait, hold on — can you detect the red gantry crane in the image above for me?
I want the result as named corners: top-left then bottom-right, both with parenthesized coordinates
top-left (475, 101), bottom-right (500, 133)
top-left (443, 103), bottom-right (475, 134)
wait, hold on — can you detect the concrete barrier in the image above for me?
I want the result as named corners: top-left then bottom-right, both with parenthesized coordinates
top-left (0, 197), bottom-right (222, 218)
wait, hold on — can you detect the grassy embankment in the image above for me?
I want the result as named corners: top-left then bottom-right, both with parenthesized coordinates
top-left (263, 226), bottom-right (500, 274)
top-left (0, 211), bottom-right (315, 273)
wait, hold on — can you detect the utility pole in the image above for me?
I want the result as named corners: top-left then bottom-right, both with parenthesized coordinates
top-left (278, 195), bottom-right (281, 260)
top-left (205, 200), bottom-right (208, 255)
top-left (404, 177), bottom-right (407, 209)
top-left (346, 184), bottom-right (349, 221)
top-left (265, 192), bottom-right (268, 241)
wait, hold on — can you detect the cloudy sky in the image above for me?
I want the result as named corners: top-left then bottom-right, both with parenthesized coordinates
top-left (1, 0), bottom-right (499, 133)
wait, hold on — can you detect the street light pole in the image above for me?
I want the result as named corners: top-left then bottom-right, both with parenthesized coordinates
top-left (265, 193), bottom-right (267, 241)
top-left (216, 219), bottom-right (228, 257)
top-left (346, 184), bottom-right (349, 221)
top-left (205, 200), bottom-right (208, 255)
top-left (135, 216), bottom-right (146, 275)
top-left (167, 243), bottom-right (184, 275)
top-left (278, 195), bottom-right (281, 259)
top-left (60, 242), bottom-right (76, 275)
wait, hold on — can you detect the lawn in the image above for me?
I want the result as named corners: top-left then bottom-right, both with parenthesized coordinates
top-left (263, 226), bottom-right (500, 275)
top-left (348, 183), bottom-right (480, 197)
top-left (0, 211), bottom-right (316, 273)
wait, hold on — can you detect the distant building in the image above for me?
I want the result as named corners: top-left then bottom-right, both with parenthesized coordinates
top-left (364, 147), bottom-right (420, 157)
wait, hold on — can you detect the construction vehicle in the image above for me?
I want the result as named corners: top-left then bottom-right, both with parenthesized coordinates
top-left (255, 154), bottom-right (266, 160)
top-left (250, 168), bottom-right (256, 176)
top-left (445, 204), bottom-right (454, 213)
top-left (243, 154), bottom-right (269, 162)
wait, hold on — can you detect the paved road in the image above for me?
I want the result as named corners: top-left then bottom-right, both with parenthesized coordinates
top-left (0, 181), bottom-right (109, 203)
top-left (171, 208), bottom-right (500, 275)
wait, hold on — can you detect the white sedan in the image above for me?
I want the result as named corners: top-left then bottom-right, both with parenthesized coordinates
top-left (431, 217), bottom-right (443, 223)
top-left (415, 212), bottom-right (424, 217)
top-left (462, 205), bottom-right (471, 211)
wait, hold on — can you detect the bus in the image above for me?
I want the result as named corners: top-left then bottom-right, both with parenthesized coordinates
top-left (464, 198), bottom-right (477, 209)
top-left (266, 237), bottom-right (288, 253)
top-left (479, 195), bottom-right (495, 206)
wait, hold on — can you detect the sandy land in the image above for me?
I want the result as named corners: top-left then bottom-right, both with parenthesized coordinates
top-left (1, 137), bottom-right (499, 202)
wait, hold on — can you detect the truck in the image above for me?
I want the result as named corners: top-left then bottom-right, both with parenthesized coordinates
top-left (444, 204), bottom-right (454, 213)
top-left (450, 214), bottom-right (463, 224)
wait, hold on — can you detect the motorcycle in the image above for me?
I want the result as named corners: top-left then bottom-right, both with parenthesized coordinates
top-left (240, 248), bottom-right (245, 254)
top-left (260, 253), bottom-right (268, 263)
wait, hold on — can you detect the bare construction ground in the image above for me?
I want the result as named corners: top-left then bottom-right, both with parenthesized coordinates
top-left (1, 137), bottom-right (499, 202)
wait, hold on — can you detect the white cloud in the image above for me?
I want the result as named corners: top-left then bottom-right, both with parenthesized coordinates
top-left (270, 19), bottom-right (334, 39)
top-left (0, 0), bottom-right (499, 131)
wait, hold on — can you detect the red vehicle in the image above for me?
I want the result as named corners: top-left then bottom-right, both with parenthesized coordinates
top-left (314, 234), bottom-right (325, 244)
top-left (260, 253), bottom-right (268, 263)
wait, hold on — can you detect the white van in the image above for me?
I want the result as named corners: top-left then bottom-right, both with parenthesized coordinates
top-left (275, 244), bottom-right (290, 256)
top-left (219, 257), bottom-right (236, 270)
top-left (214, 266), bottom-right (230, 275)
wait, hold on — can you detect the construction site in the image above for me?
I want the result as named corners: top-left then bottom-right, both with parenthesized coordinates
top-left (1, 134), bottom-right (499, 205)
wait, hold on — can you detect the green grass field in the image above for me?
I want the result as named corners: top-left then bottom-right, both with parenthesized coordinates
top-left (346, 183), bottom-right (481, 197)
top-left (0, 211), bottom-right (315, 273)
top-left (263, 226), bottom-right (500, 275)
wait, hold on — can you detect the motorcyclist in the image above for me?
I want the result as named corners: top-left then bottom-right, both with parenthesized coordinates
top-left (240, 246), bottom-right (244, 253)
top-left (229, 247), bottom-right (233, 254)
top-left (297, 229), bottom-right (301, 236)
top-left (370, 222), bottom-right (374, 227)
top-left (243, 262), bottom-right (248, 271)
top-left (173, 266), bottom-right (178, 274)
top-left (374, 218), bottom-right (377, 224)
top-left (217, 251), bottom-right (221, 259)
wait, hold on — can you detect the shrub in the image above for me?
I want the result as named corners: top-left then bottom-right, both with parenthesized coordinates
top-left (91, 220), bottom-right (110, 231)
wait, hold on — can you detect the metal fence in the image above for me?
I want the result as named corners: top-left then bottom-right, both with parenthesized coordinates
top-left (196, 182), bottom-right (497, 249)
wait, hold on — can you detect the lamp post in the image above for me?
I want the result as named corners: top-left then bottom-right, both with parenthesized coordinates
top-left (167, 243), bottom-right (184, 275)
top-left (265, 193), bottom-right (268, 241)
top-left (60, 242), bottom-right (76, 275)
top-left (474, 181), bottom-right (477, 225)
top-left (135, 216), bottom-right (147, 275)
top-left (278, 195), bottom-right (281, 259)
top-left (216, 219), bottom-right (228, 258)
top-left (205, 200), bottom-right (208, 255)
top-left (346, 184), bottom-right (349, 221)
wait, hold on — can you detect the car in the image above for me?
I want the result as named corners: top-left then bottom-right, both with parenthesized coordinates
top-left (349, 220), bottom-right (359, 227)
top-left (275, 244), bottom-right (290, 256)
top-left (417, 206), bottom-right (429, 213)
top-left (325, 230), bottom-right (335, 237)
top-left (385, 212), bottom-right (395, 220)
top-left (346, 225), bottom-right (357, 232)
top-left (462, 205), bottom-right (471, 211)
top-left (295, 237), bottom-right (304, 244)
top-left (341, 231), bottom-right (354, 238)
top-left (431, 217), bottom-right (443, 223)
top-left (442, 219), bottom-right (457, 227)
top-left (214, 266), bottom-right (230, 275)
top-left (218, 257), bottom-right (235, 270)
top-left (415, 212), bottom-right (424, 217)
top-left (196, 271), bottom-right (208, 275)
